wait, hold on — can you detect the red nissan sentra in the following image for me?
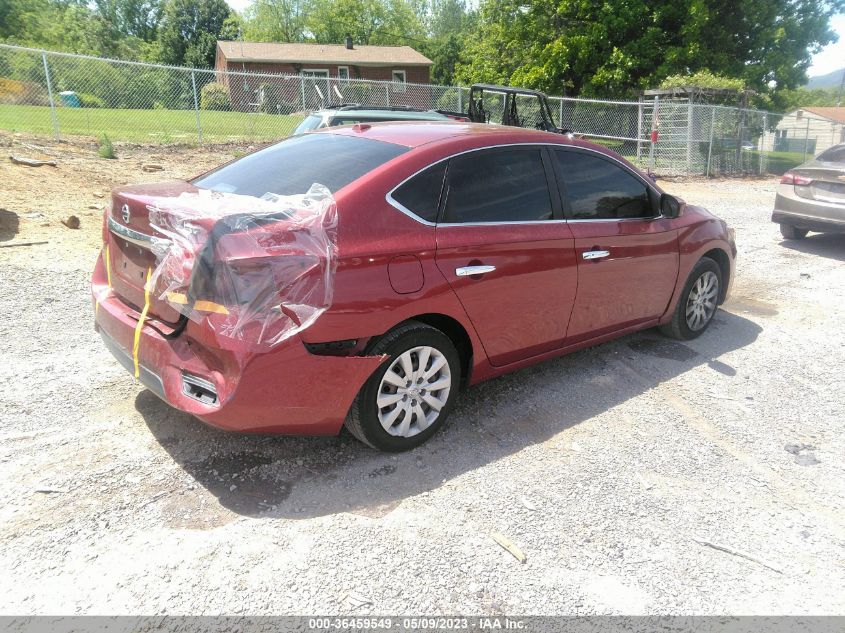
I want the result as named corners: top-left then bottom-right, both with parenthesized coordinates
top-left (92, 122), bottom-right (736, 451)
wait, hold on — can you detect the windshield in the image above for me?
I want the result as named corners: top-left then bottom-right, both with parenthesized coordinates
top-left (293, 114), bottom-right (326, 135)
top-left (193, 133), bottom-right (408, 197)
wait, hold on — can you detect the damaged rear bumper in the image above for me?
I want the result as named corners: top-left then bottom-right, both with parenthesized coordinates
top-left (92, 257), bottom-right (387, 435)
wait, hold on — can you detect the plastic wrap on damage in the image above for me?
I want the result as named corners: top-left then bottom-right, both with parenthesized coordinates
top-left (147, 184), bottom-right (337, 348)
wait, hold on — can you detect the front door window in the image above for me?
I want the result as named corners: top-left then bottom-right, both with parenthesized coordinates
top-left (434, 147), bottom-right (577, 366)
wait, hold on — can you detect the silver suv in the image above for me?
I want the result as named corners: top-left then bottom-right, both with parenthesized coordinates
top-left (292, 105), bottom-right (453, 135)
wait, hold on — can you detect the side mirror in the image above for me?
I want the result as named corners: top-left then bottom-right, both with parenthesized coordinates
top-left (660, 193), bottom-right (683, 218)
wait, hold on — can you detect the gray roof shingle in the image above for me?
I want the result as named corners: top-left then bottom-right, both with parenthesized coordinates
top-left (217, 41), bottom-right (433, 67)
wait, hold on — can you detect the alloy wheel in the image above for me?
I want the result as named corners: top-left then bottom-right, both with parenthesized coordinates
top-left (685, 270), bottom-right (719, 331)
top-left (376, 346), bottom-right (452, 438)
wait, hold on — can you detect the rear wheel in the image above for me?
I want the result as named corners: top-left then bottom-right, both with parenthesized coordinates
top-left (345, 321), bottom-right (461, 451)
top-left (780, 224), bottom-right (808, 240)
top-left (660, 257), bottom-right (722, 341)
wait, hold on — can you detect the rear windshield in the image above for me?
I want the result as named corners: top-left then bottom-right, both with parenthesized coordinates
top-left (194, 133), bottom-right (407, 197)
top-left (816, 145), bottom-right (845, 163)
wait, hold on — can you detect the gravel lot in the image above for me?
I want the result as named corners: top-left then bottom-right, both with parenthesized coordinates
top-left (1, 134), bottom-right (844, 616)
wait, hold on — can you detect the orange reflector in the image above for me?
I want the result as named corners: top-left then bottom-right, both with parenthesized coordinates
top-left (194, 300), bottom-right (229, 315)
top-left (166, 292), bottom-right (189, 305)
top-left (166, 292), bottom-right (228, 314)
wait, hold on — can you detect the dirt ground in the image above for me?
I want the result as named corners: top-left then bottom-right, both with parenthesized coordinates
top-left (1, 132), bottom-right (844, 615)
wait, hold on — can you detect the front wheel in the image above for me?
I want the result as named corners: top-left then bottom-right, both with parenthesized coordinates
top-left (660, 258), bottom-right (722, 340)
top-left (345, 321), bottom-right (461, 451)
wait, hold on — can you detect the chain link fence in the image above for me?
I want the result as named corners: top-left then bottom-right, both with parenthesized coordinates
top-left (2, 43), bottom-right (843, 176)
top-left (0, 43), bottom-right (465, 145)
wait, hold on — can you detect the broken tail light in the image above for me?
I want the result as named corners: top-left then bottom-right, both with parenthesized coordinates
top-left (147, 185), bottom-right (338, 348)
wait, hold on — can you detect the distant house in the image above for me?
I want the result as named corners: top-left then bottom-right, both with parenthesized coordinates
top-left (771, 107), bottom-right (845, 155)
top-left (214, 39), bottom-right (434, 112)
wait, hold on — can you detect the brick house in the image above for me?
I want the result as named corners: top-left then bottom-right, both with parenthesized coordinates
top-left (214, 39), bottom-right (434, 112)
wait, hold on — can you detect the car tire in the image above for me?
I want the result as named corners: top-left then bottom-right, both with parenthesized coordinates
top-left (779, 224), bottom-right (808, 240)
top-left (660, 257), bottom-right (723, 341)
top-left (345, 321), bottom-right (462, 452)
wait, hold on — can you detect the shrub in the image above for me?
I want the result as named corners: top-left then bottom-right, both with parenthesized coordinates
top-left (200, 82), bottom-right (230, 111)
top-left (98, 134), bottom-right (116, 159)
top-left (660, 70), bottom-right (745, 92)
top-left (0, 78), bottom-right (49, 106)
top-left (78, 93), bottom-right (106, 108)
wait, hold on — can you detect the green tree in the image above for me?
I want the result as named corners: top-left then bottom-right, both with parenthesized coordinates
top-left (306, 0), bottom-right (425, 45)
top-left (455, 0), bottom-right (845, 99)
top-left (772, 87), bottom-right (842, 111)
top-left (429, 0), bottom-right (465, 37)
top-left (243, 0), bottom-right (310, 42)
top-left (1, 0), bottom-right (145, 58)
top-left (424, 33), bottom-right (462, 85)
top-left (93, 0), bottom-right (161, 41)
top-left (419, 0), bottom-right (471, 85)
top-left (153, 0), bottom-right (231, 67)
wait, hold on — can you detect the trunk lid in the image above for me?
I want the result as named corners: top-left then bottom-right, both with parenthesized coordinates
top-left (793, 166), bottom-right (845, 206)
top-left (106, 181), bottom-right (199, 324)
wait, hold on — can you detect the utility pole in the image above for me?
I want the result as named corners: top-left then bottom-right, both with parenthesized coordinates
top-left (837, 68), bottom-right (844, 107)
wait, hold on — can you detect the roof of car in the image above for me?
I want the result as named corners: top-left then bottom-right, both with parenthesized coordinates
top-left (323, 121), bottom-right (577, 149)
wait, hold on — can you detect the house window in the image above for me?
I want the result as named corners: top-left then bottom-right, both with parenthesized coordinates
top-left (337, 66), bottom-right (350, 81)
top-left (301, 69), bottom-right (329, 79)
top-left (391, 70), bottom-right (406, 93)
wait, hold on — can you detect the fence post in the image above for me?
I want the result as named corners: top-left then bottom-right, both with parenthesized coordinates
top-left (457, 86), bottom-right (462, 113)
top-left (191, 71), bottom-right (202, 144)
top-left (385, 84), bottom-right (390, 107)
top-left (686, 100), bottom-right (693, 175)
top-left (759, 113), bottom-right (766, 175)
top-left (300, 76), bottom-right (306, 111)
top-left (802, 118), bottom-right (810, 162)
top-left (559, 98), bottom-right (563, 129)
top-left (706, 106), bottom-right (715, 178)
top-left (41, 52), bottom-right (60, 140)
top-left (636, 100), bottom-right (643, 161)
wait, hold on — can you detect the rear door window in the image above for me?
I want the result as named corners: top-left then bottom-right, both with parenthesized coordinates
top-left (193, 134), bottom-right (408, 196)
top-left (390, 163), bottom-right (447, 222)
top-left (442, 149), bottom-right (553, 223)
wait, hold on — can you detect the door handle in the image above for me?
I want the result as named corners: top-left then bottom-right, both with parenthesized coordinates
top-left (455, 265), bottom-right (496, 277)
top-left (582, 249), bottom-right (610, 260)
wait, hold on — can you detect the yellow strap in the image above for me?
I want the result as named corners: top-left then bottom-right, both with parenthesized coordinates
top-left (132, 267), bottom-right (152, 379)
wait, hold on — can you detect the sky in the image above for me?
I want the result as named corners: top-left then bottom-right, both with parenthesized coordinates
top-left (226, 0), bottom-right (251, 12)
top-left (222, 2), bottom-right (843, 78)
top-left (809, 13), bottom-right (845, 77)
